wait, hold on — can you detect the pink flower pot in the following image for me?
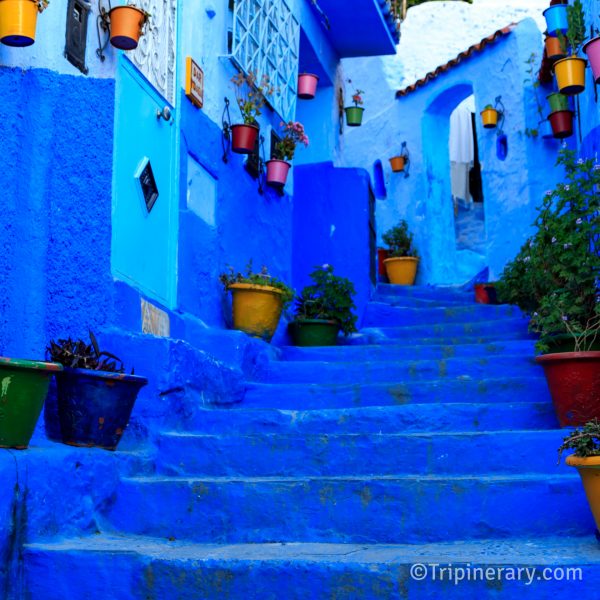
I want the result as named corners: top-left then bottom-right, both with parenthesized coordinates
top-left (584, 37), bottom-right (600, 83)
top-left (298, 73), bottom-right (319, 100)
top-left (266, 159), bottom-right (291, 188)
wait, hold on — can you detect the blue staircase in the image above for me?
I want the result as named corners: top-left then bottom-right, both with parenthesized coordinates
top-left (22, 285), bottom-right (600, 598)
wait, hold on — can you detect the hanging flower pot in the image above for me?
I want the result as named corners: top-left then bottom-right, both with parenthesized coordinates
top-left (266, 159), bottom-right (291, 188)
top-left (345, 106), bottom-right (364, 127)
top-left (543, 4), bottom-right (568, 37)
top-left (545, 35), bottom-right (566, 62)
top-left (548, 109), bottom-right (573, 139)
top-left (553, 56), bottom-right (586, 95)
top-left (583, 37), bottom-right (600, 84)
top-left (109, 5), bottom-right (149, 50)
top-left (297, 73), bottom-right (319, 100)
top-left (389, 156), bottom-right (406, 172)
top-left (0, 0), bottom-right (40, 47)
top-left (547, 92), bottom-right (569, 113)
top-left (0, 357), bottom-right (62, 448)
top-left (231, 123), bottom-right (259, 154)
top-left (480, 106), bottom-right (498, 128)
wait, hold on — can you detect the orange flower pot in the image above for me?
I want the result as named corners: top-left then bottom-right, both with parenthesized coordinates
top-left (389, 156), bottom-right (406, 172)
top-left (566, 455), bottom-right (600, 533)
top-left (383, 257), bottom-right (419, 286)
top-left (480, 107), bottom-right (498, 129)
top-left (553, 56), bottom-right (586, 95)
top-left (0, 0), bottom-right (38, 47)
top-left (109, 5), bottom-right (147, 51)
top-left (545, 36), bottom-right (566, 62)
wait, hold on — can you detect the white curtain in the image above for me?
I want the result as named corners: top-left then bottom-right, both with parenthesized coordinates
top-left (449, 95), bottom-right (475, 206)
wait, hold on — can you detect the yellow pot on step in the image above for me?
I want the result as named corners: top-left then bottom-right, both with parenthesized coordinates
top-left (383, 257), bottom-right (419, 285)
top-left (0, 0), bottom-right (38, 47)
top-left (566, 455), bottom-right (600, 531)
top-left (228, 283), bottom-right (284, 342)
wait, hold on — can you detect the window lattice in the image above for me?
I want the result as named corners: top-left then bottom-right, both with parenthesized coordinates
top-left (232, 0), bottom-right (300, 121)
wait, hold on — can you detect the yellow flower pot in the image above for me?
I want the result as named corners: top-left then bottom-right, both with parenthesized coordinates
top-left (389, 156), bottom-right (406, 173)
top-left (0, 0), bottom-right (38, 47)
top-left (480, 108), bottom-right (498, 129)
top-left (553, 56), bottom-right (587, 95)
top-left (383, 257), bottom-right (419, 286)
top-left (566, 455), bottom-right (600, 532)
top-left (228, 283), bottom-right (283, 342)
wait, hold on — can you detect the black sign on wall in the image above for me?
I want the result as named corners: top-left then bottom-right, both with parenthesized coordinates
top-left (139, 161), bottom-right (159, 213)
top-left (65, 0), bottom-right (90, 74)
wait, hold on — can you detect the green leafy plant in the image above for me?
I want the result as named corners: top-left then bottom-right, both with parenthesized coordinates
top-left (558, 420), bottom-right (600, 462)
top-left (220, 260), bottom-right (294, 309)
top-left (496, 149), bottom-right (600, 353)
top-left (293, 264), bottom-right (358, 336)
top-left (231, 71), bottom-right (275, 125)
top-left (523, 52), bottom-right (544, 138)
top-left (32, 0), bottom-right (49, 13)
top-left (560, 0), bottom-right (586, 56)
top-left (382, 220), bottom-right (418, 258)
top-left (47, 331), bottom-right (126, 373)
top-left (483, 104), bottom-right (495, 111)
top-left (273, 121), bottom-right (309, 162)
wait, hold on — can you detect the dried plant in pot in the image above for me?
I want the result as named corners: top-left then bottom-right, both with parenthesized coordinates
top-left (47, 331), bottom-right (147, 450)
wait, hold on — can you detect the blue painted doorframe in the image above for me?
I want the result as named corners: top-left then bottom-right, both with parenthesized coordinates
top-left (111, 55), bottom-right (179, 308)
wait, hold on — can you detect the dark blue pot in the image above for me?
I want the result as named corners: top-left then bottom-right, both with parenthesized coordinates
top-left (56, 368), bottom-right (147, 451)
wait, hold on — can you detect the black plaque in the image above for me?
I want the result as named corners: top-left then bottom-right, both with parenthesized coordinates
top-left (139, 161), bottom-right (159, 213)
top-left (65, 0), bottom-right (90, 75)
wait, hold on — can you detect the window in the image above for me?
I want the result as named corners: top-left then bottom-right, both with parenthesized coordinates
top-left (231, 0), bottom-right (300, 121)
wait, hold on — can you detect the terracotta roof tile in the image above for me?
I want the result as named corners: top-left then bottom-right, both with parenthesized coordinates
top-left (395, 24), bottom-right (518, 98)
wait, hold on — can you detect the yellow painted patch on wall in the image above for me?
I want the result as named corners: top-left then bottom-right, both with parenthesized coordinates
top-left (141, 299), bottom-right (170, 337)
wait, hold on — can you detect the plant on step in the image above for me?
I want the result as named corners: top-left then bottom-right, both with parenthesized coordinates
top-left (381, 220), bottom-right (420, 285)
top-left (292, 264), bottom-right (357, 336)
top-left (558, 419), bottom-right (600, 462)
top-left (382, 220), bottom-right (418, 258)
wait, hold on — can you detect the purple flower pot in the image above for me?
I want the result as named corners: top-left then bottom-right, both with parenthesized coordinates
top-left (584, 37), bottom-right (600, 84)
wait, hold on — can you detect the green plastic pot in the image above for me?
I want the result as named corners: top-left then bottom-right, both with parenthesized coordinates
top-left (345, 106), bottom-right (364, 127)
top-left (290, 319), bottom-right (340, 346)
top-left (547, 92), bottom-right (569, 113)
top-left (0, 357), bottom-right (62, 448)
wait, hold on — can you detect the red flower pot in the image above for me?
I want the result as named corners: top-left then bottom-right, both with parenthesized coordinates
top-left (474, 284), bottom-right (498, 305)
top-left (298, 73), bottom-right (319, 100)
top-left (231, 123), bottom-right (259, 154)
top-left (548, 110), bottom-right (573, 139)
top-left (535, 352), bottom-right (600, 427)
top-left (266, 159), bottom-right (291, 187)
top-left (377, 248), bottom-right (390, 282)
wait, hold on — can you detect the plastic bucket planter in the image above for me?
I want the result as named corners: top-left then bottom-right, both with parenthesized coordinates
top-left (297, 73), bottom-right (319, 100)
top-left (228, 283), bottom-right (284, 342)
top-left (480, 107), bottom-right (498, 128)
top-left (547, 92), bottom-right (569, 113)
top-left (109, 5), bottom-right (147, 50)
top-left (289, 320), bottom-right (340, 347)
top-left (566, 455), bottom-right (600, 533)
top-left (383, 257), bottom-right (419, 286)
top-left (0, 358), bottom-right (62, 448)
top-left (553, 57), bottom-right (586, 95)
top-left (56, 368), bottom-right (148, 450)
top-left (231, 123), bottom-right (259, 154)
top-left (0, 0), bottom-right (38, 47)
top-left (389, 156), bottom-right (406, 172)
top-left (345, 107), bottom-right (364, 127)
top-left (545, 36), bottom-right (566, 62)
top-left (584, 37), bottom-right (600, 84)
top-left (548, 110), bottom-right (573, 139)
top-left (266, 159), bottom-right (291, 188)
top-left (543, 4), bottom-right (568, 37)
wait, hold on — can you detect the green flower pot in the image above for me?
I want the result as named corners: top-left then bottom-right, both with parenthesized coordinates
top-left (547, 92), bottom-right (569, 113)
top-left (345, 106), bottom-right (364, 127)
top-left (290, 319), bottom-right (340, 346)
top-left (0, 357), bottom-right (62, 449)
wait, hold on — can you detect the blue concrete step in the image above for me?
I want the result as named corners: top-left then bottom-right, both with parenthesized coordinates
top-left (374, 293), bottom-right (474, 307)
top-left (184, 402), bottom-right (558, 434)
top-left (243, 376), bottom-right (550, 409)
top-left (376, 284), bottom-right (472, 301)
top-left (105, 473), bottom-right (592, 544)
top-left (155, 430), bottom-right (567, 477)
top-left (23, 535), bottom-right (600, 599)
top-left (258, 355), bottom-right (540, 384)
top-left (280, 339), bottom-right (536, 362)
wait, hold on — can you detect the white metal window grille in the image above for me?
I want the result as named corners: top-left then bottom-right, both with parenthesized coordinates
top-left (232, 0), bottom-right (300, 121)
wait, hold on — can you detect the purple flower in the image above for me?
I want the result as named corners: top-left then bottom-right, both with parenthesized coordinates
top-left (562, 315), bottom-right (569, 321)
top-left (576, 218), bottom-right (583, 224)
top-left (564, 185), bottom-right (570, 191)
top-left (551, 237), bottom-right (557, 243)
top-left (322, 263), bottom-right (331, 270)
top-left (545, 190), bottom-right (552, 196)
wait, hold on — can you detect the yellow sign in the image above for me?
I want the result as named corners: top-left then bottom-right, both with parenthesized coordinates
top-left (185, 57), bottom-right (204, 108)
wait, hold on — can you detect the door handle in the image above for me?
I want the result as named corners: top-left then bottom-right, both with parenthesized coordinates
top-left (156, 106), bottom-right (172, 122)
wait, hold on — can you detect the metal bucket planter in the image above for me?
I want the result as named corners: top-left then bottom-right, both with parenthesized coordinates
top-left (228, 283), bottom-right (284, 342)
top-left (297, 73), bottom-right (319, 100)
top-left (345, 107), bottom-right (364, 127)
top-left (0, 0), bottom-right (38, 47)
top-left (480, 107), bottom-right (498, 128)
top-left (545, 35), bottom-right (566, 62)
top-left (289, 319), bottom-right (340, 347)
top-left (231, 123), bottom-right (259, 154)
top-left (109, 5), bottom-right (147, 50)
top-left (56, 369), bottom-right (148, 450)
top-left (584, 37), bottom-right (600, 84)
top-left (389, 156), bottom-right (406, 172)
top-left (266, 159), bottom-right (291, 188)
top-left (0, 358), bottom-right (62, 448)
top-left (553, 57), bottom-right (586, 95)
top-left (547, 92), bottom-right (569, 113)
top-left (543, 4), bottom-right (568, 37)
top-left (548, 110), bottom-right (573, 139)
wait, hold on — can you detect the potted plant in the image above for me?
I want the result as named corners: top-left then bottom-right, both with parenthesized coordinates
top-left (220, 261), bottom-right (294, 342)
top-left (47, 332), bottom-right (147, 450)
top-left (480, 104), bottom-right (498, 128)
top-left (109, 2), bottom-right (150, 50)
top-left (546, 35), bottom-right (567, 62)
top-left (229, 71), bottom-right (274, 154)
top-left (266, 121), bottom-right (309, 188)
top-left (474, 283), bottom-right (499, 305)
top-left (543, 1), bottom-right (568, 38)
top-left (553, 0), bottom-right (587, 95)
top-left (0, 0), bottom-right (48, 47)
top-left (558, 420), bottom-right (600, 536)
top-left (389, 156), bottom-right (406, 173)
top-left (345, 85), bottom-right (365, 127)
top-left (0, 357), bottom-right (62, 449)
top-left (547, 91), bottom-right (573, 140)
top-left (289, 264), bottom-right (357, 346)
top-left (496, 149), bottom-right (600, 427)
top-left (382, 220), bottom-right (419, 285)
top-left (297, 73), bottom-right (319, 100)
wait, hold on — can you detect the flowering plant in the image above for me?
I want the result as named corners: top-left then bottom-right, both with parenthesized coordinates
top-left (496, 149), bottom-right (600, 353)
top-left (273, 121), bottom-right (309, 162)
top-left (350, 88), bottom-right (364, 107)
top-left (293, 265), bottom-right (357, 336)
top-left (557, 419), bottom-right (600, 462)
top-left (231, 71), bottom-right (275, 125)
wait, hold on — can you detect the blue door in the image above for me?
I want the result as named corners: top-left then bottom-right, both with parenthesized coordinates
top-left (112, 53), bottom-right (178, 307)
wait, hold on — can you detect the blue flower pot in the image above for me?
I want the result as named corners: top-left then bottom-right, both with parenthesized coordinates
top-left (543, 5), bottom-right (568, 37)
top-left (56, 368), bottom-right (148, 450)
